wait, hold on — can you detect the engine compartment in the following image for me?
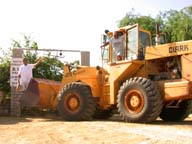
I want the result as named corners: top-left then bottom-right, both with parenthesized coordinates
top-left (147, 56), bottom-right (182, 81)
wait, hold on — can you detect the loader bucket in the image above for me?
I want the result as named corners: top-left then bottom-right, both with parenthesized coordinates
top-left (20, 78), bottom-right (61, 109)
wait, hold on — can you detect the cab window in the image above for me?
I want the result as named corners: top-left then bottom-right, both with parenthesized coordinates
top-left (138, 31), bottom-right (150, 60)
top-left (126, 26), bottom-right (138, 60)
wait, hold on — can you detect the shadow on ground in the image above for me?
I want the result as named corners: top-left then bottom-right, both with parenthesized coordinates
top-left (1, 113), bottom-right (192, 126)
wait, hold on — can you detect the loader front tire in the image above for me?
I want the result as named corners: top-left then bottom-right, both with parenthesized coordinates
top-left (117, 77), bottom-right (163, 123)
top-left (160, 100), bottom-right (192, 121)
top-left (57, 82), bottom-right (96, 121)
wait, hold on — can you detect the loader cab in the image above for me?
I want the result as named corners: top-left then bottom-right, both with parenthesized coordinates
top-left (101, 24), bottom-right (151, 65)
top-left (126, 24), bottom-right (151, 60)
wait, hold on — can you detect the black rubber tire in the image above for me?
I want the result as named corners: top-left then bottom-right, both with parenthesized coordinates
top-left (160, 100), bottom-right (192, 121)
top-left (57, 82), bottom-right (96, 121)
top-left (93, 105), bottom-right (113, 119)
top-left (117, 77), bottom-right (163, 123)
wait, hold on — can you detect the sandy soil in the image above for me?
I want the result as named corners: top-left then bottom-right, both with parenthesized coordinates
top-left (0, 114), bottom-right (192, 144)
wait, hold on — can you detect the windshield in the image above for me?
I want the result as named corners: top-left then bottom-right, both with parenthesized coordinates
top-left (138, 31), bottom-right (150, 60)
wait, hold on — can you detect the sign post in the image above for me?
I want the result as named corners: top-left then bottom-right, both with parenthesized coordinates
top-left (10, 48), bottom-right (23, 116)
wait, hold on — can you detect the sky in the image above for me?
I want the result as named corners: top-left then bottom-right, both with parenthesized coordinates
top-left (0, 0), bottom-right (191, 66)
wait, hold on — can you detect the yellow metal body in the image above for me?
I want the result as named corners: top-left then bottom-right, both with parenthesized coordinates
top-left (105, 60), bottom-right (144, 104)
top-left (59, 24), bottom-right (192, 110)
top-left (145, 40), bottom-right (192, 60)
top-left (25, 24), bottom-right (192, 111)
top-left (61, 66), bottom-right (103, 99)
top-left (145, 40), bottom-right (192, 102)
top-left (60, 61), bottom-right (145, 109)
top-left (24, 78), bottom-right (61, 108)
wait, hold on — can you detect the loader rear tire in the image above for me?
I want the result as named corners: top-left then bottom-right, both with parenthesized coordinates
top-left (57, 82), bottom-right (96, 121)
top-left (160, 100), bottom-right (192, 121)
top-left (117, 77), bottom-right (163, 123)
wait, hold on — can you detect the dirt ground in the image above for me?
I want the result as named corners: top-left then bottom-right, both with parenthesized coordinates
top-left (0, 114), bottom-right (192, 144)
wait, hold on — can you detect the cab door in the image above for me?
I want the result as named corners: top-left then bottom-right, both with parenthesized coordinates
top-left (126, 24), bottom-right (139, 60)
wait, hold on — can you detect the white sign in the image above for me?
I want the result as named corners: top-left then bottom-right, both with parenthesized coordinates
top-left (10, 58), bottom-right (23, 87)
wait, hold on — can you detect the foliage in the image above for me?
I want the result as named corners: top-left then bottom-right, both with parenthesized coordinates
top-left (0, 59), bottom-right (10, 95)
top-left (12, 40), bottom-right (21, 48)
top-left (118, 6), bottom-right (192, 43)
top-left (160, 7), bottom-right (192, 42)
top-left (0, 48), bottom-right (11, 96)
top-left (0, 47), bottom-right (11, 64)
top-left (118, 9), bottom-right (157, 34)
top-left (34, 56), bottom-right (64, 81)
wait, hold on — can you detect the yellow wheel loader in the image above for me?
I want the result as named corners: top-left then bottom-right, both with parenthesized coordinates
top-left (25, 23), bottom-right (192, 123)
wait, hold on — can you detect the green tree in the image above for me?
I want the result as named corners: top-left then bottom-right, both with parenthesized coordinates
top-left (118, 9), bottom-right (157, 34)
top-left (34, 54), bottom-right (64, 81)
top-left (118, 6), bottom-right (192, 43)
top-left (0, 48), bottom-right (11, 96)
top-left (153, 6), bottom-right (192, 42)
